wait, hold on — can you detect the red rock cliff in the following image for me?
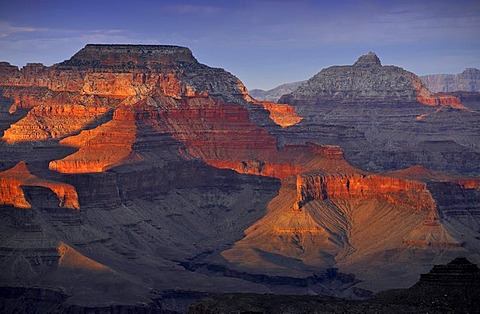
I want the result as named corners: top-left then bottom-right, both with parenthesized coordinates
top-left (0, 162), bottom-right (79, 209)
top-left (296, 173), bottom-right (436, 211)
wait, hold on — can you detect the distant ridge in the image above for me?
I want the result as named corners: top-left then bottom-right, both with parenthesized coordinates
top-left (421, 68), bottom-right (480, 93)
top-left (188, 257), bottom-right (480, 313)
top-left (250, 80), bottom-right (306, 102)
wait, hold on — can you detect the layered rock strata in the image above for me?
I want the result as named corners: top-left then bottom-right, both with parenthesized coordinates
top-left (295, 173), bottom-right (436, 210)
top-left (280, 52), bottom-right (465, 111)
top-left (0, 45), bottom-right (479, 310)
top-left (0, 162), bottom-right (79, 209)
top-left (278, 52), bottom-right (480, 175)
top-left (422, 68), bottom-right (480, 93)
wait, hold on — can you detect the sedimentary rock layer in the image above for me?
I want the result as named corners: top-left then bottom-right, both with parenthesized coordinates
top-left (0, 45), bottom-right (479, 310)
top-left (422, 68), bottom-right (480, 93)
top-left (0, 162), bottom-right (79, 209)
top-left (278, 52), bottom-right (480, 175)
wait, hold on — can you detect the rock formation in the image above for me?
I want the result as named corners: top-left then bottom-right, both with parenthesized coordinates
top-left (422, 68), bottom-right (480, 93)
top-left (0, 162), bottom-right (79, 209)
top-left (249, 80), bottom-right (306, 102)
top-left (0, 46), bottom-right (479, 312)
top-left (417, 257), bottom-right (480, 286)
top-left (280, 52), bottom-right (465, 111)
top-left (278, 52), bottom-right (480, 176)
top-left (188, 258), bottom-right (480, 313)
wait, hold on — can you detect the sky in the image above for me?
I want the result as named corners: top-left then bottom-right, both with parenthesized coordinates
top-left (0, 0), bottom-right (479, 90)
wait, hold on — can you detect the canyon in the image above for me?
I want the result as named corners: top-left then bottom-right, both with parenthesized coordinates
top-left (0, 45), bottom-right (479, 312)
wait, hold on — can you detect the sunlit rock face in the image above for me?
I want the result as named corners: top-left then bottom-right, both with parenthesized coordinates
top-left (0, 45), bottom-right (479, 310)
top-left (295, 173), bottom-right (436, 210)
top-left (239, 81), bottom-right (302, 127)
top-left (0, 162), bottom-right (79, 209)
top-left (278, 52), bottom-right (480, 176)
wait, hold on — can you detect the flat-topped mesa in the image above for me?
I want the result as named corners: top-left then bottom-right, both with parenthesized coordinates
top-left (61, 44), bottom-right (197, 67)
top-left (0, 44), bottom-right (253, 102)
top-left (421, 68), bottom-right (480, 93)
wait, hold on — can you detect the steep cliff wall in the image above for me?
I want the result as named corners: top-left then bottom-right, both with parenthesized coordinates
top-left (0, 162), bottom-right (79, 209)
top-left (422, 68), bottom-right (480, 93)
top-left (1, 45), bottom-right (479, 308)
top-left (278, 52), bottom-right (480, 176)
top-left (295, 173), bottom-right (436, 211)
top-left (280, 52), bottom-right (465, 111)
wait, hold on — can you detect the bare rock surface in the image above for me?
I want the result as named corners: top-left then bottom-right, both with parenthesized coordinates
top-left (250, 80), bottom-right (305, 102)
top-left (422, 68), bottom-right (480, 93)
top-left (278, 52), bottom-right (480, 176)
top-left (0, 46), bottom-right (479, 313)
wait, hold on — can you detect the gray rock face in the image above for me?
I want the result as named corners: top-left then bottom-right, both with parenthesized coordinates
top-left (422, 68), bottom-right (480, 93)
top-left (66, 44), bottom-right (198, 66)
top-left (278, 53), bottom-right (480, 176)
top-left (1, 46), bottom-right (480, 313)
top-left (353, 51), bottom-right (382, 67)
top-left (249, 80), bottom-right (305, 102)
top-left (280, 52), bottom-right (425, 111)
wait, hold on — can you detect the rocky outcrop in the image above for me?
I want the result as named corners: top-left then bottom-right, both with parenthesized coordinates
top-left (48, 105), bottom-right (139, 173)
top-left (280, 52), bottom-right (465, 111)
top-left (1, 86), bottom-right (120, 143)
top-left (1, 45), bottom-right (480, 311)
top-left (0, 45), bottom-right (300, 146)
top-left (278, 52), bottom-right (480, 176)
top-left (383, 165), bottom-right (480, 218)
top-left (422, 68), bottom-right (480, 93)
top-left (418, 257), bottom-right (480, 286)
top-left (0, 44), bottom-right (256, 102)
top-left (68, 44), bottom-right (197, 66)
top-left (3, 103), bottom-right (111, 143)
top-left (243, 95), bottom-right (302, 127)
top-left (239, 81), bottom-right (302, 127)
top-left (0, 162), bottom-right (79, 209)
top-left (295, 173), bottom-right (436, 211)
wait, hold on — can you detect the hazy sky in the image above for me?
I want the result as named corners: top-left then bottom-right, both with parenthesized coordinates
top-left (0, 0), bottom-right (479, 89)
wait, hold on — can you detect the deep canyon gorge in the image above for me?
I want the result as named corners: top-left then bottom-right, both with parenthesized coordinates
top-left (0, 45), bottom-right (479, 312)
